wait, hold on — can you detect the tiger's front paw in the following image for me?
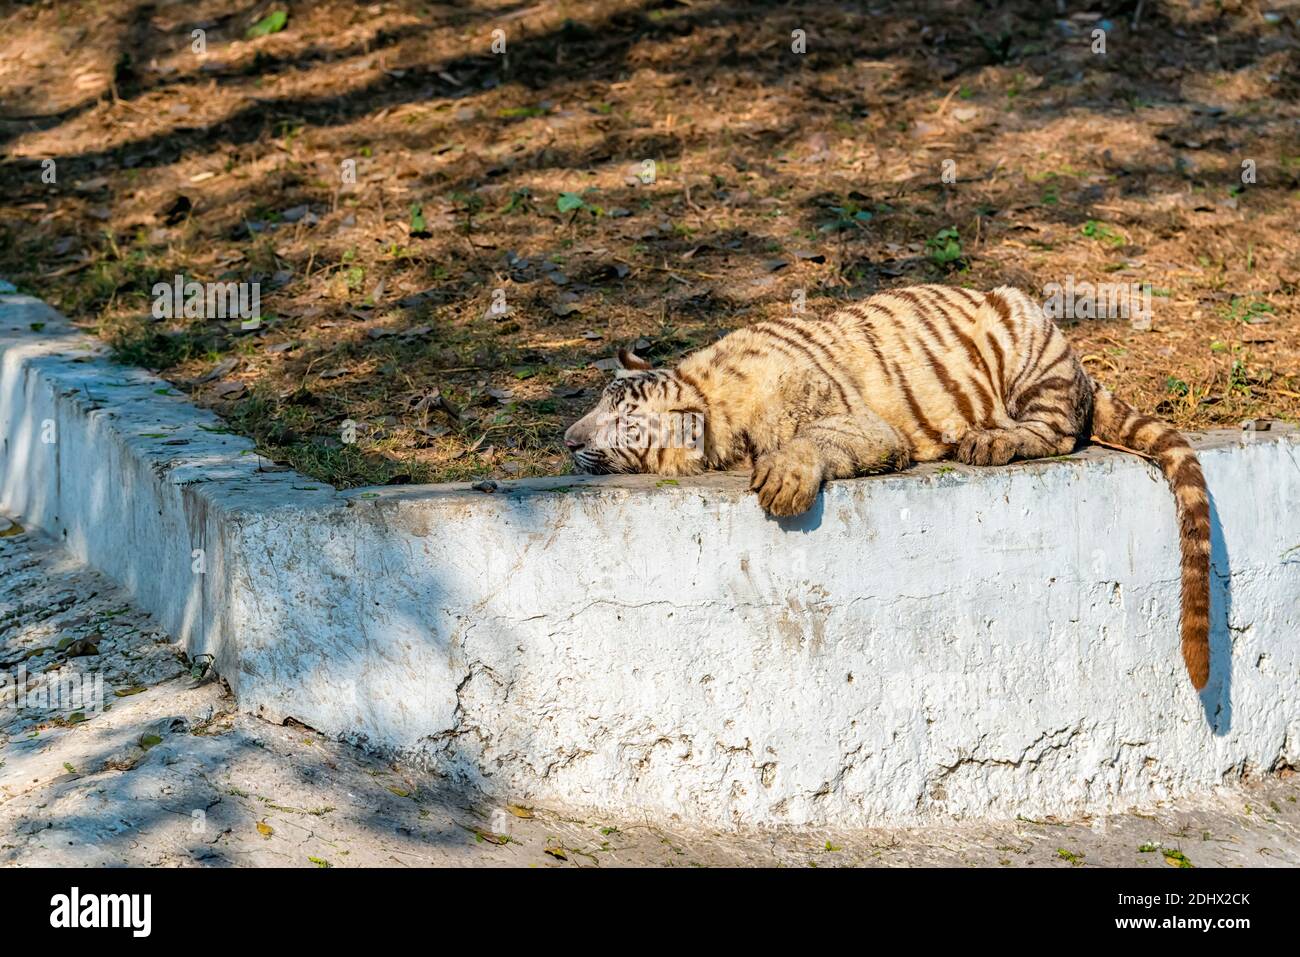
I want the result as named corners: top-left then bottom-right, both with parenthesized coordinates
top-left (750, 448), bottom-right (823, 516)
top-left (956, 428), bottom-right (1018, 466)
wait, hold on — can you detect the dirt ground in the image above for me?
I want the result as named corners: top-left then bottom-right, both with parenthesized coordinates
top-left (2, 0), bottom-right (1299, 488)
top-left (2, 516), bottom-right (1297, 868)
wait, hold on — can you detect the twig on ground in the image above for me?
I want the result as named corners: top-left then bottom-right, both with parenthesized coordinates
top-left (935, 84), bottom-right (961, 117)
top-left (683, 182), bottom-right (703, 214)
top-left (1090, 436), bottom-right (1157, 462)
top-left (614, 259), bottom-right (724, 281)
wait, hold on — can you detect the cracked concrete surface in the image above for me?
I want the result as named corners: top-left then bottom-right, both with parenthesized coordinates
top-left (3, 518), bottom-right (1298, 868)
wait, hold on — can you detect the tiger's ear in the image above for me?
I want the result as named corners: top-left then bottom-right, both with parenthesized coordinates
top-left (617, 348), bottom-right (653, 371)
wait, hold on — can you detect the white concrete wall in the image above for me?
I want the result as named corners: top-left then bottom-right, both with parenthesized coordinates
top-left (2, 294), bottom-right (1298, 827)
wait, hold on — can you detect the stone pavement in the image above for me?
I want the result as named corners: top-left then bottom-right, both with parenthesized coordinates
top-left (2, 515), bottom-right (1297, 868)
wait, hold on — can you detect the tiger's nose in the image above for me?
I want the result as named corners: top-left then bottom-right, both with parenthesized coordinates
top-left (563, 423), bottom-right (585, 450)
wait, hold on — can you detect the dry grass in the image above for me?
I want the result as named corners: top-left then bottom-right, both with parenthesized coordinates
top-left (1, 0), bottom-right (1298, 487)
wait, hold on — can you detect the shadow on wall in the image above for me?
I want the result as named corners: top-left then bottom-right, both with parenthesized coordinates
top-left (1204, 491), bottom-right (1232, 736)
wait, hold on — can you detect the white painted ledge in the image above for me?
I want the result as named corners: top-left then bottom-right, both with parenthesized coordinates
top-left (2, 294), bottom-right (1298, 827)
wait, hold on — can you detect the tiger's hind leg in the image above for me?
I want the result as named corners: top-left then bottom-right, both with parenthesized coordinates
top-left (956, 423), bottom-right (1075, 466)
top-left (751, 410), bottom-right (910, 516)
top-left (957, 330), bottom-right (1093, 466)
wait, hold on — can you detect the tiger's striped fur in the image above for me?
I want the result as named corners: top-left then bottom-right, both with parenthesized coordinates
top-left (564, 285), bottom-right (1211, 689)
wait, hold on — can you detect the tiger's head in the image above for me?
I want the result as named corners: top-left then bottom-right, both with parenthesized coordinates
top-left (564, 349), bottom-right (708, 476)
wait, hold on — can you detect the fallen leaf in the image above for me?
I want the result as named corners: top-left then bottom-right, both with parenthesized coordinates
top-left (256, 821), bottom-right (274, 839)
top-left (455, 434), bottom-right (487, 460)
top-left (593, 263), bottom-right (630, 281)
top-left (196, 356), bottom-right (239, 383)
top-left (792, 250), bottom-right (827, 263)
top-left (435, 394), bottom-right (463, 421)
top-left (64, 637), bottom-right (100, 657)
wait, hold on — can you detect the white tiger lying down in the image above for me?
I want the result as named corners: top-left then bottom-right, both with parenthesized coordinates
top-left (563, 284), bottom-right (1211, 689)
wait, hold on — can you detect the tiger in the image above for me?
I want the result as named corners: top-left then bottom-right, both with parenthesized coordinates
top-left (563, 284), bottom-right (1212, 690)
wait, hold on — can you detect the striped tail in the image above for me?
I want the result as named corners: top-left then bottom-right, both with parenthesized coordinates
top-left (1090, 381), bottom-right (1211, 689)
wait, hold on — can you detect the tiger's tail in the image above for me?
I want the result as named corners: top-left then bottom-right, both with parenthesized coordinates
top-left (1089, 381), bottom-right (1211, 689)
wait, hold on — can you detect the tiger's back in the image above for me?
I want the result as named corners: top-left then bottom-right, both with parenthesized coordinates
top-left (694, 284), bottom-right (1089, 463)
